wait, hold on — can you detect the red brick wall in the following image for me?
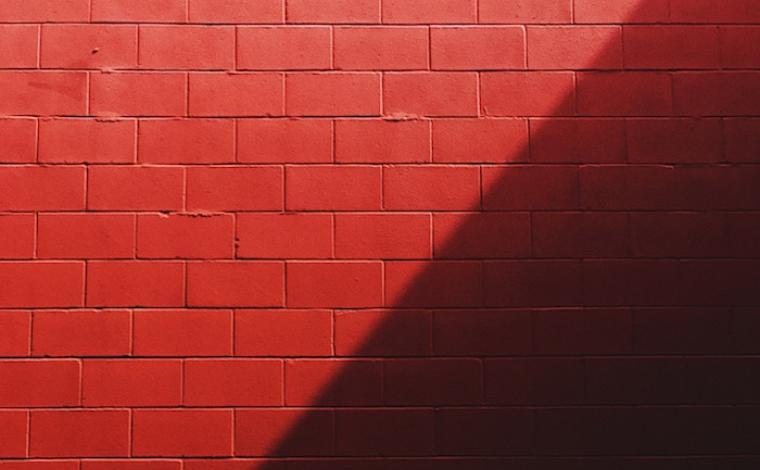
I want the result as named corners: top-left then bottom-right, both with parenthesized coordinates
top-left (1, 0), bottom-right (760, 468)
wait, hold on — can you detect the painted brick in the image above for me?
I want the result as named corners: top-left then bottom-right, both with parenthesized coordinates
top-left (0, 25), bottom-right (39, 68)
top-left (189, 0), bottom-right (283, 23)
top-left (32, 310), bottom-right (131, 357)
top-left (334, 27), bottom-right (428, 70)
top-left (0, 118), bottom-right (36, 163)
top-left (237, 214), bottom-right (332, 259)
top-left (0, 72), bottom-right (87, 116)
top-left (433, 118), bottom-right (528, 163)
top-left (92, 0), bottom-right (186, 22)
top-left (0, 360), bottom-right (80, 406)
top-left (0, 311), bottom-right (31, 357)
top-left (480, 72), bottom-right (575, 116)
top-left (287, 262), bottom-right (383, 308)
top-left (0, 214), bottom-right (35, 259)
top-left (186, 166), bottom-right (283, 211)
top-left (479, 0), bottom-right (572, 24)
top-left (189, 73), bottom-right (283, 117)
top-left (383, 165), bottom-right (480, 210)
top-left (30, 410), bottom-right (129, 458)
top-left (139, 26), bottom-right (234, 70)
top-left (286, 165), bottom-right (381, 210)
top-left (0, 263), bottom-right (84, 308)
top-left (90, 72), bottom-right (186, 117)
top-left (382, 0), bottom-right (477, 24)
top-left (138, 119), bottom-right (235, 164)
top-left (286, 73), bottom-right (381, 116)
top-left (137, 213), bottom-right (234, 259)
top-left (184, 359), bottom-right (282, 405)
top-left (37, 213), bottom-right (135, 259)
top-left (237, 27), bottom-right (331, 70)
top-left (41, 25), bottom-right (137, 69)
top-left (86, 261), bottom-right (184, 307)
top-left (237, 119), bottom-right (332, 163)
top-left (133, 310), bottom-right (233, 357)
top-left (335, 214), bottom-right (431, 259)
top-left (384, 73), bottom-right (479, 117)
top-left (82, 360), bottom-right (182, 406)
top-left (235, 309), bottom-right (332, 356)
top-left (431, 27), bottom-right (525, 70)
top-left (287, 0), bottom-right (380, 24)
top-left (528, 26), bottom-right (622, 69)
top-left (88, 166), bottom-right (183, 211)
top-left (186, 261), bottom-right (284, 307)
top-left (132, 410), bottom-right (233, 457)
top-left (39, 119), bottom-right (136, 164)
top-left (335, 119), bottom-right (430, 163)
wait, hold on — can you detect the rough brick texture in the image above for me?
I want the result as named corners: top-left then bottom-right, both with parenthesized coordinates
top-left (1, 0), bottom-right (759, 468)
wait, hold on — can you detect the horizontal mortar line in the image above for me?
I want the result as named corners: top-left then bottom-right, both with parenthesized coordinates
top-left (3, 354), bottom-right (760, 359)
top-left (7, 21), bottom-right (760, 26)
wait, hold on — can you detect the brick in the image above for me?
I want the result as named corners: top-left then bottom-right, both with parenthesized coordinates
top-left (483, 260), bottom-right (582, 307)
top-left (0, 118), bottom-right (36, 163)
top-left (0, 463), bottom-right (79, 470)
top-left (0, 263), bottom-right (84, 308)
top-left (484, 358), bottom-right (584, 405)
top-left (132, 410), bottom-right (232, 457)
top-left (734, 309), bottom-right (760, 354)
top-left (480, 72), bottom-right (574, 116)
top-left (41, 25), bottom-right (137, 69)
top-left (528, 27), bottom-right (622, 69)
top-left (82, 360), bottom-right (182, 406)
top-left (432, 118), bottom-right (528, 163)
top-left (436, 409), bottom-right (532, 456)
top-left (286, 165), bottom-right (381, 210)
top-left (189, 73), bottom-right (283, 117)
top-left (187, 261), bottom-right (284, 307)
top-left (624, 26), bottom-right (720, 69)
top-left (238, 27), bottom-right (330, 70)
top-left (335, 214), bottom-right (431, 259)
top-left (237, 214), bottom-right (332, 259)
top-left (140, 26), bottom-right (233, 70)
top-left (0, 166), bottom-right (84, 211)
top-left (633, 308), bottom-right (733, 355)
top-left (0, 214), bottom-right (35, 259)
top-left (383, 0), bottom-right (476, 23)
top-left (287, 262), bottom-right (383, 308)
top-left (38, 214), bottom-right (135, 259)
top-left (335, 27), bottom-right (427, 71)
top-left (235, 309), bottom-right (332, 356)
top-left (189, 0), bottom-right (283, 23)
top-left (30, 410), bottom-right (129, 458)
top-left (0, 72), bottom-right (86, 116)
top-left (720, 27), bottom-right (760, 68)
top-left (626, 118), bottom-right (722, 163)
top-left (186, 166), bottom-right (283, 211)
top-left (680, 260), bottom-right (760, 307)
top-left (384, 359), bottom-right (481, 405)
top-left (673, 72), bottom-right (760, 116)
top-left (32, 310), bottom-right (130, 357)
top-left (0, 0), bottom-right (88, 21)
top-left (383, 165), bottom-right (480, 210)
top-left (530, 118), bottom-right (625, 163)
top-left (184, 359), bottom-right (282, 406)
top-left (433, 213), bottom-right (530, 259)
top-left (384, 73), bottom-right (478, 117)
top-left (86, 261), bottom-right (184, 307)
top-left (286, 73), bottom-right (381, 116)
top-left (237, 119), bottom-right (332, 163)
top-left (39, 119), bottom-right (136, 164)
top-left (0, 360), bottom-right (79, 406)
top-left (287, 0), bottom-right (379, 23)
top-left (0, 311), bottom-right (30, 356)
top-left (574, 0), bottom-right (670, 23)
top-left (533, 407), bottom-right (639, 455)
top-left (0, 25), bottom-right (38, 68)
top-left (670, 0), bottom-right (760, 24)
top-left (133, 310), bottom-right (232, 356)
top-left (0, 411), bottom-right (27, 457)
top-left (336, 409), bottom-right (434, 456)
top-left (91, 0), bottom-right (186, 22)
top-left (431, 27), bottom-right (524, 70)
top-left (483, 165), bottom-right (578, 210)
top-left (479, 0), bottom-right (572, 23)
top-left (577, 72), bottom-right (672, 116)
top-left (286, 360), bottom-right (381, 406)
top-left (335, 119), bottom-right (430, 163)
top-left (726, 118), bottom-right (760, 162)
top-left (138, 119), bottom-right (234, 164)
top-left (235, 409), bottom-right (333, 457)
top-left (385, 261), bottom-right (482, 308)
top-left (727, 213), bottom-right (760, 257)
top-left (82, 461), bottom-right (181, 470)
top-left (533, 308), bottom-right (632, 355)
top-left (532, 212), bottom-right (630, 258)
top-left (335, 310), bottom-right (432, 356)
top-left (88, 166), bottom-right (183, 211)
top-left (631, 213), bottom-right (728, 258)
top-left (137, 214), bottom-right (234, 259)
top-left (90, 72), bottom-right (185, 117)
top-left (582, 259), bottom-right (682, 306)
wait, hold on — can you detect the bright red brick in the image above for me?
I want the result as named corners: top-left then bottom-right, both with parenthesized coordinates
top-left (0, 25), bottom-right (38, 68)
top-left (0, 166), bottom-right (84, 210)
top-left (0, 72), bottom-right (86, 116)
top-left (237, 214), bottom-right (332, 259)
top-left (335, 214), bottom-right (431, 259)
top-left (287, 0), bottom-right (379, 23)
top-left (286, 73), bottom-right (381, 116)
top-left (480, 72), bottom-right (574, 116)
top-left (238, 27), bottom-right (330, 70)
top-left (88, 166), bottom-right (183, 211)
top-left (39, 119), bottom-right (136, 164)
top-left (335, 119), bottom-right (430, 163)
top-left (0, 0), bottom-right (89, 22)
top-left (624, 26), bottom-right (720, 69)
top-left (235, 309), bottom-right (332, 356)
top-left (0, 311), bottom-right (30, 357)
top-left (334, 310), bottom-right (432, 356)
top-left (383, 165), bottom-right (480, 210)
top-left (137, 214), bottom-right (234, 259)
top-left (384, 73), bottom-right (478, 117)
top-left (532, 212), bottom-right (630, 258)
top-left (336, 409), bottom-right (434, 456)
top-left (41, 25), bottom-right (137, 68)
top-left (433, 118), bottom-right (528, 163)
top-left (384, 359), bottom-right (482, 405)
top-left (90, 72), bottom-right (185, 117)
top-left (82, 360), bottom-right (182, 406)
top-left (82, 461), bottom-right (181, 470)
top-left (725, 118), bottom-right (760, 162)
top-left (189, 0), bottom-right (283, 23)
top-left (184, 359), bottom-right (282, 405)
top-left (32, 310), bottom-right (130, 357)
top-left (286, 165), bottom-right (381, 210)
top-left (627, 118), bottom-right (722, 163)
top-left (433, 310), bottom-right (532, 356)
top-left (483, 166), bottom-right (579, 210)
top-left (0, 360), bottom-right (79, 406)
top-left (0, 263), bottom-right (84, 308)
top-left (530, 118), bottom-right (626, 163)
top-left (37, 214), bottom-right (135, 259)
top-left (528, 26), bottom-right (622, 69)
top-left (334, 27), bottom-right (428, 70)
top-left (385, 261), bottom-right (482, 308)
top-left (285, 359), bottom-right (381, 406)
top-left (86, 262), bottom-right (184, 307)
top-left (138, 119), bottom-right (234, 164)
top-left (483, 260), bottom-right (583, 307)
top-left (433, 213), bottom-right (531, 259)
top-left (140, 26), bottom-right (234, 69)
top-left (186, 166), bottom-right (283, 211)
top-left (673, 72), bottom-right (760, 116)
top-left (479, 0), bottom-right (572, 23)
top-left (235, 409), bottom-right (333, 457)
top-left (30, 410), bottom-right (129, 458)
top-left (0, 118), bottom-right (36, 163)
top-left (383, 0), bottom-right (476, 24)
top-left (431, 27), bottom-right (525, 70)
top-left (720, 27), bottom-right (760, 68)
top-left (0, 214), bottom-right (35, 259)
top-left (187, 261), bottom-right (284, 307)
top-left (578, 72), bottom-right (673, 116)
top-left (91, 0), bottom-right (186, 22)
top-left (133, 310), bottom-right (232, 357)
top-left (0, 410), bottom-right (27, 457)
top-left (287, 262), bottom-right (383, 308)
top-left (575, 0), bottom-right (670, 23)
top-left (132, 410), bottom-right (233, 457)
top-left (237, 119), bottom-right (332, 163)
top-left (0, 462), bottom-right (79, 470)
top-left (189, 73), bottom-right (283, 117)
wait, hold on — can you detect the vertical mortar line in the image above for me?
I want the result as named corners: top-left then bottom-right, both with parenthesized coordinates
top-left (185, 0), bottom-right (190, 22)
top-left (88, 0), bottom-right (93, 22)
